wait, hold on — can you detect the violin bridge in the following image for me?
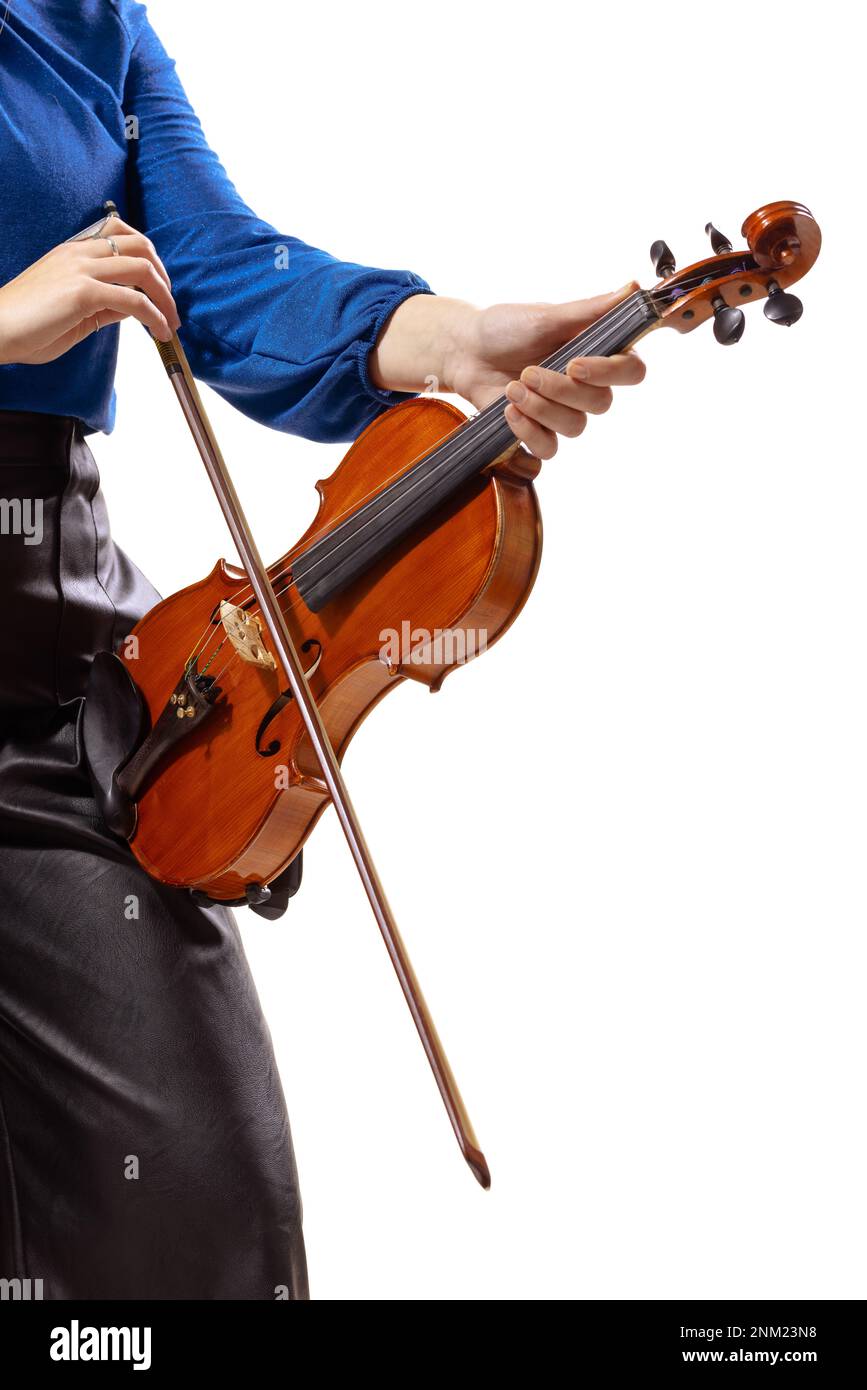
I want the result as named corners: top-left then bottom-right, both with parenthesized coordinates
top-left (219, 600), bottom-right (277, 670)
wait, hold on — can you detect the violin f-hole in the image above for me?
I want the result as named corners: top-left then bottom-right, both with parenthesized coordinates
top-left (255, 638), bottom-right (323, 756)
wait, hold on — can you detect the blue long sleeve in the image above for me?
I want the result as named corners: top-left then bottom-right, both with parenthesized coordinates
top-left (0, 0), bottom-right (432, 439)
top-left (121, 5), bottom-right (432, 442)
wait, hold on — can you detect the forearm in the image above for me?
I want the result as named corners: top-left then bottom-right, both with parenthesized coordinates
top-left (369, 294), bottom-right (478, 397)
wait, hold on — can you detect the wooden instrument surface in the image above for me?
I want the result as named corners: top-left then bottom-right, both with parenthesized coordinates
top-left (124, 395), bottom-right (542, 895)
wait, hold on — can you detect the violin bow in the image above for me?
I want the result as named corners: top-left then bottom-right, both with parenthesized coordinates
top-left (72, 203), bottom-right (490, 1189)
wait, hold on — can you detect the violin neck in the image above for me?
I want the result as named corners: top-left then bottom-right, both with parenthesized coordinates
top-left (292, 291), bottom-right (658, 613)
top-left (536, 289), bottom-right (657, 374)
top-left (442, 288), bottom-right (658, 473)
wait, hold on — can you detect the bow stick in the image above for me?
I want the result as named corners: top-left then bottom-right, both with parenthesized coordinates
top-left (72, 204), bottom-right (491, 1189)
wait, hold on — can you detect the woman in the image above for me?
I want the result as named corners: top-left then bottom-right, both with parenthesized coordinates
top-left (0, 0), bottom-right (644, 1299)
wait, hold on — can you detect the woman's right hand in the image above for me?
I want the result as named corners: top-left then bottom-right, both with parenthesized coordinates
top-left (0, 216), bottom-right (180, 366)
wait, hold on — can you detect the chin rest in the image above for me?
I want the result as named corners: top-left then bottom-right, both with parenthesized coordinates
top-left (82, 651), bottom-right (303, 921)
top-left (82, 650), bottom-right (147, 841)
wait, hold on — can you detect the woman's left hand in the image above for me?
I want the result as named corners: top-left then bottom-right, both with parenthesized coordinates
top-left (448, 289), bottom-right (647, 459)
top-left (370, 287), bottom-right (647, 461)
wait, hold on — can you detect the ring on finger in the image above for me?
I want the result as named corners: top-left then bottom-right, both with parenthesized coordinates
top-left (104, 236), bottom-right (120, 256)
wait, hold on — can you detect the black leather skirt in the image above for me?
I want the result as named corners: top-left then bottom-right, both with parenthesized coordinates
top-left (0, 411), bottom-right (308, 1299)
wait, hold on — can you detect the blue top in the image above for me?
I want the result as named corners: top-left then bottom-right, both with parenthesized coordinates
top-left (0, 1), bottom-right (432, 439)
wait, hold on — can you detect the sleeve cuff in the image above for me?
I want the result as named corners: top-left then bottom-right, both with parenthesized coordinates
top-left (355, 277), bottom-right (435, 410)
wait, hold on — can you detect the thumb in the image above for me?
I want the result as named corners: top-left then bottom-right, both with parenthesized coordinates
top-left (549, 281), bottom-right (640, 333)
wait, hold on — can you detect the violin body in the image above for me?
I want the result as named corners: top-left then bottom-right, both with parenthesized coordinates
top-left (91, 199), bottom-right (822, 1184)
top-left (84, 201), bottom-right (822, 1189)
top-left (122, 395), bottom-right (543, 898)
top-left (117, 199), bottom-right (822, 908)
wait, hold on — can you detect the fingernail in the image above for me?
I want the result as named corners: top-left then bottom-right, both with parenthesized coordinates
top-left (507, 382), bottom-right (527, 404)
top-left (568, 360), bottom-right (589, 381)
top-left (522, 367), bottom-right (541, 391)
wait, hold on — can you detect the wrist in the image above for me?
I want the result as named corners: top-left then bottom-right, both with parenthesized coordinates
top-left (369, 294), bottom-right (480, 397)
top-left (435, 298), bottom-right (480, 396)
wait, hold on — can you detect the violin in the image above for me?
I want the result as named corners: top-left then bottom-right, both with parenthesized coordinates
top-left (81, 199), bottom-right (821, 1185)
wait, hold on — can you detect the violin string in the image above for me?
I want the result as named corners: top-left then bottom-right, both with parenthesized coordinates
top-left (187, 266), bottom-right (750, 686)
top-left (202, 291), bottom-right (651, 631)
top-left (185, 291), bottom-right (657, 684)
top-left (185, 295), bottom-right (653, 695)
top-left (278, 298), bottom-right (654, 591)
top-left (182, 297), bottom-right (645, 680)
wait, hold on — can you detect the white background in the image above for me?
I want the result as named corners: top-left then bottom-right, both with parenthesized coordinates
top-left (98, 0), bottom-right (864, 1299)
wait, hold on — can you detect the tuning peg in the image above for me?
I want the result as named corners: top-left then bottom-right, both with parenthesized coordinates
top-left (763, 278), bottom-right (803, 326)
top-left (650, 239), bottom-right (676, 278)
top-left (711, 294), bottom-right (745, 345)
top-left (705, 222), bottom-right (732, 255)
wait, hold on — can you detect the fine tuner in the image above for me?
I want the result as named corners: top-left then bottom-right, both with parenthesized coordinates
top-left (649, 203), bottom-right (813, 345)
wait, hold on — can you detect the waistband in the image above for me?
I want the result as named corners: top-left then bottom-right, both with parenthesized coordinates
top-left (0, 410), bottom-right (78, 462)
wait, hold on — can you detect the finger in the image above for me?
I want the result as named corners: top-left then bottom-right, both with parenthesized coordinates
top-left (109, 234), bottom-right (173, 298)
top-left (24, 311), bottom-right (130, 364)
top-left (518, 364), bottom-right (612, 416)
top-left (89, 282), bottom-right (172, 341)
top-left (505, 380), bottom-right (587, 438)
top-left (504, 402), bottom-right (559, 459)
top-left (545, 282), bottom-right (640, 335)
top-left (88, 256), bottom-right (179, 331)
top-left (81, 222), bottom-right (175, 305)
top-left (566, 351), bottom-right (646, 388)
top-left (86, 241), bottom-right (177, 313)
top-left (100, 214), bottom-right (150, 247)
top-left (88, 214), bottom-right (137, 237)
top-left (83, 311), bottom-right (128, 332)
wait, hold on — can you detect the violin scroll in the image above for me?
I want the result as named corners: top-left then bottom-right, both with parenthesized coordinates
top-left (651, 200), bottom-right (820, 338)
top-left (741, 200), bottom-right (820, 278)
